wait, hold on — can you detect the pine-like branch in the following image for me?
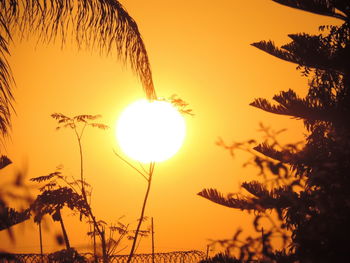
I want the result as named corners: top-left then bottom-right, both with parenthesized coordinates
top-left (198, 188), bottom-right (257, 210)
top-left (253, 143), bottom-right (291, 163)
top-left (251, 41), bottom-right (297, 64)
top-left (250, 90), bottom-right (334, 123)
top-left (272, 0), bottom-right (348, 21)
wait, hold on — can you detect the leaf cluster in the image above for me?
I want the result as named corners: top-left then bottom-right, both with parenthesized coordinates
top-left (199, 2), bottom-right (350, 261)
top-left (30, 168), bottom-right (90, 223)
top-left (163, 94), bottom-right (195, 116)
top-left (0, 155), bottom-right (32, 241)
top-left (51, 113), bottom-right (109, 131)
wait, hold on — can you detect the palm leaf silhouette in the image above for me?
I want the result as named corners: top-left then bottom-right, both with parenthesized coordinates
top-left (0, 0), bottom-right (157, 140)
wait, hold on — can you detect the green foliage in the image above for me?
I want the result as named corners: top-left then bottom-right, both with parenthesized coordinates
top-left (199, 1), bottom-right (350, 262)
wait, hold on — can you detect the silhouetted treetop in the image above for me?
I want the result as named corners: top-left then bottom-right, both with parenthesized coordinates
top-left (199, 1), bottom-right (350, 262)
top-left (273, 0), bottom-right (349, 21)
top-left (252, 25), bottom-right (350, 72)
top-left (31, 187), bottom-right (89, 223)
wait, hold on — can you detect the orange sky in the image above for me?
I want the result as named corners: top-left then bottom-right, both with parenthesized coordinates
top-left (1, 0), bottom-right (342, 256)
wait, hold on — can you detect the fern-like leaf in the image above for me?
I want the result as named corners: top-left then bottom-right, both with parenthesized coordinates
top-left (30, 171), bottom-right (62, 183)
top-left (90, 123), bottom-right (109, 130)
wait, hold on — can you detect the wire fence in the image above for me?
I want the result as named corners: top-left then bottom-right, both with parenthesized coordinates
top-left (0, 250), bottom-right (206, 263)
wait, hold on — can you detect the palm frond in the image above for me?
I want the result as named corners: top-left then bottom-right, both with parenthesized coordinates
top-left (2, 0), bottom-right (156, 98)
top-left (0, 0), bottom-right (157, 141)
top-left (0, 33), bottom-right (14, 140)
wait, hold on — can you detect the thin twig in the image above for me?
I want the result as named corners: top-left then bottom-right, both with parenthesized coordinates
top-left (113, 149), bottom-right (149, 181)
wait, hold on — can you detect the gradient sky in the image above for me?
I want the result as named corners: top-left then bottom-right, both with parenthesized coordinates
top-left (1, 0), bottom-right (341, 256)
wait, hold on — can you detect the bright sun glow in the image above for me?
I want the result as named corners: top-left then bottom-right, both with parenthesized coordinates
top-left (116, 99), bottom-right (186, 163)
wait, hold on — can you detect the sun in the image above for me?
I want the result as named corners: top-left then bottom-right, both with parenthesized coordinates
top-left (116, 99), bottom-right (186, 163)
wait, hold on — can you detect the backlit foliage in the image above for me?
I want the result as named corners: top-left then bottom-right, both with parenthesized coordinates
top-left (0, 0), bottom-right (156, 143)
top-left (199, 0), bottom-right (350, 262)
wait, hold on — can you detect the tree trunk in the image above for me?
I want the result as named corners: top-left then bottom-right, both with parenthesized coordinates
top-left (58, 210), bottom-right (71, 250)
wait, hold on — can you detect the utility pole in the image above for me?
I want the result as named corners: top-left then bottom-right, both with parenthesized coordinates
top-left (151, 217), bottom-right (155, 263)
top-left (39, 221), bottom-right (43, 263)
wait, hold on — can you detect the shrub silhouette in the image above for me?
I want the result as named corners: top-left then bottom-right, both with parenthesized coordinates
top-left (31, 169), bottom-right (90, 250)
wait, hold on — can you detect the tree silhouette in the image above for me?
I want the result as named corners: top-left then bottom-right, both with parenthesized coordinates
top-left (0, 0), bottom-right (157, 141)
top-left (199, 1), bottom-right (350, 262)
top-left (30, 169), bottom-right (90, 250)
top-left (51, 113), bottom-right (110, 263)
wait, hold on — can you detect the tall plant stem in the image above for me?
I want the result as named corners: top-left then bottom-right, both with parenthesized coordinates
top-left (74, 127), bottom-right (108, 263)
top-left (151, 217), bottom-right (155, 263)
top-left (39, 221), bottom-right (43, 263)
top-left (58, 210), bottom-right (71, 250)
top-left (127, 162), bottom-right (155, 263)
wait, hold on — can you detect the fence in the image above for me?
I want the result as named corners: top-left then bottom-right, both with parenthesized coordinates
top-left (0, 250), bottom-right (206, 263)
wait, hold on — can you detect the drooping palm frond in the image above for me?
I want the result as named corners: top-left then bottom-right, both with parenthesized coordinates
top-left (0, 0), bottom-right (157, 141)
top-left (272, 0), bottom-right (349, 21)
top-left (0, 33), bottom-right (14, 140)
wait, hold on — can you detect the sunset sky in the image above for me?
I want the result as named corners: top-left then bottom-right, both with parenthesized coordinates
top-left (1, 0), bottom-right (341, 256)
